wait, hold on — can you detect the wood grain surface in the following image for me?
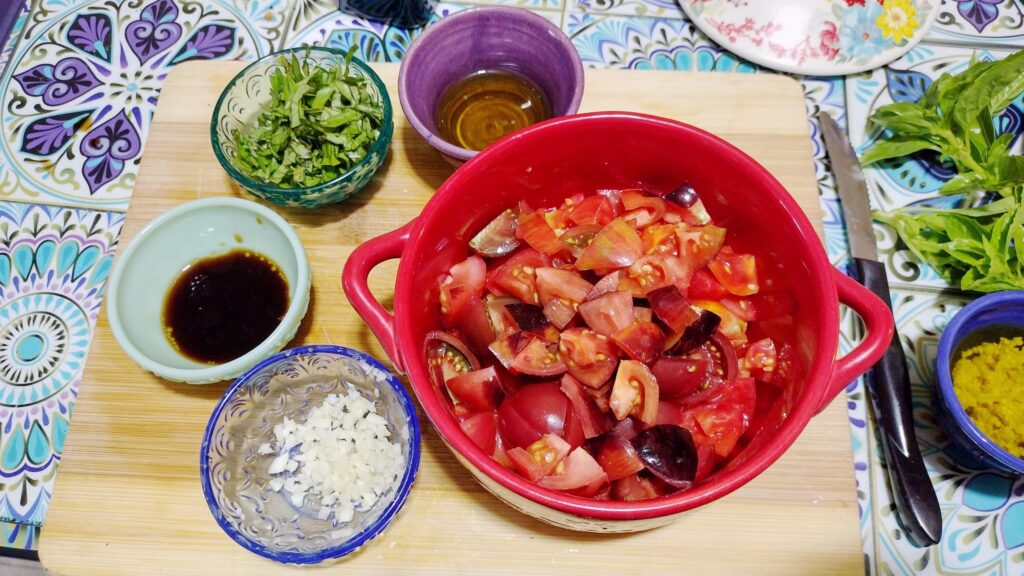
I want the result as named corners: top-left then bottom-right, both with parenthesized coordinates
top-left (39, 61), bottom-right (862, 576)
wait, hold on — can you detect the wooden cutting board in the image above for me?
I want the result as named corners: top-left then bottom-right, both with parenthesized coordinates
top-left (39, 61), bottom-right (862, 575)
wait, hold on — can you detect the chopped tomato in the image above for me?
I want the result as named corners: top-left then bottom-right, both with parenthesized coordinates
top-left (485, 297), bottom-right (520, 339)
top-left (743, 338), bottom-right (778, 376)
top-left (445, 366), bottom-right (505, 412)
top-left (687, 269), bottom-right (728, 300)
top-left (612, 321), bottom-right (665, 365)
top-left (438, 255), bottom-right (486, 328)
top-left (561, 224), bottom-right (602, 258)
top-left (517, 210), bottom-right (564, 255)
top-left (558, 328), bottom-right (618, 388)
top-left (508, 434), bottom-right (572, 482)
top-left (537, 447), bottom-right (609, 492)
top-left (675, 225), bottom-right (725, 269)
top-left (569, 195), bottom-right (616, 227)
top-left (575, 218), bottom-right (643, 271)
top-left (693, 300), bottom-right (748, 343)
top-left (641, 224), bottom-right (679, 256)
top-left (425, 331), bottom-right (480, 387)
top-left (655, 401), bottom-right (685, 426)
top-left (497, 382), bottom-right (572, 449)
top-left (542, 298), bottom-right (576, 329)
top-left (559, 374), bottom-right (609, 439)
top-left (621, 255), bottom-right (692, 296)
top-left (535, 267), bottom-right (593, 306)
top-left (486, 249), bottom-right (550, 304)
top-left (460, 411), bottom-right (497, 454)
top-left (578, 290), bottom-right (634, 337)
top-left (687, 402), bottom-right (748, 458)
top-left (621, 190), bottom-right (667, 228)
top-left (611, 473), bottom-right (662, 501)
top-left (587, 432), bottom-right (645, 481)
top-left (633, 307), bottom-right (653, 323)
top-left (610, 360), bottom-right (659, 425)
top-left (510, 338), bottom-right (567, 377)
top-left (647, 285), bottom-right (698, 332)
top-left (458, 295), bottom-right (496, 358)
top-left (651, 353), bottom-right (710, 399)
top-left (708, 247), bottom-right (759, 296)
top-left (470, 210), bottom-right (520, 257)
top-left (586, 271), bottom-right (620, 300)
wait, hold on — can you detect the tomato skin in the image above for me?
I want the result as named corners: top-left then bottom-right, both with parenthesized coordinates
top-left (499, 382), bottom-right (571, 450)
top-left (675, 225), bottom-right (725, 269)
top-left (498, 399), bottom-right (543, 450)
top-left (445, 366), bottom-right (505, 412)
top-left (708, 247), bottom-right (759, 296)
top-left (471, 209), bottom-right (520, 258)
top-left (537, 447), bottom-right (609, 492)
top-left (621, 255), bottom-right (692, 296)
top-left (578, 290), bottom-right (634, 337)
top-left (543, 298), bottom-right (577, 330)
top-left (510, 338), bottom-right (567, 377)
top-left (647, 286), bottom-right (698, 332)
top-left (575, 218), bottom-right (644, 271)
top-left (486, 249), bottom-right (551, 304)
top-left (517, 210), bottom-right (564, 255)
top-left (508, 434), bottom-right (572, 482)
top-left (610, 360), bottom-right (660, 425)
top-left (651, 354), bottom-right (710, 400)
top-left (460, 411), bottom-right (497, 455)
top-left (560, 374), bottom-right (609, 439)
top-left (425, 331), bottom-right (480, 389)
top-left (569, 195), bottom-right (616, 227)
top-left (587, 432), bottom-right (645, 481)
top-left (687, 269), bottom-right (729, 300)
top-left (438, 256), bottom-right (487, 329)
top-left (535, 267), bottom-right (593, 306)
top-left (612, 321), bottom-right (666, 365)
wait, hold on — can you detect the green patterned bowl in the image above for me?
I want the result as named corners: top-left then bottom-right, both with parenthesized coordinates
top-left (211, 47), bottom-right (393, 208)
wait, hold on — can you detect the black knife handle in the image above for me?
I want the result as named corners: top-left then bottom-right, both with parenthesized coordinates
top-left (852, 257), bottom-right (942, 546)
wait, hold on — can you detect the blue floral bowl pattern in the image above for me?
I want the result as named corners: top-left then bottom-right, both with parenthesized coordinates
top-left (210, 47), bottom-right (394, 209)
top-left (200, 345), bottom-right (421, 564)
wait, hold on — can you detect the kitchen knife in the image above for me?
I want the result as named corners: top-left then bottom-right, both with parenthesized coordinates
top-left (819, 112), bottom-right (942, 547)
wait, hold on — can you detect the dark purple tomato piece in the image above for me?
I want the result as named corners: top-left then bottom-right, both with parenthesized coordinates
top-left (470, 209), bottom-right (520, 257)
top-left (665, 310), bottom-right (721, 356)
top-left (505, 303), bottom-right (551, 332)
top-left (665, 183), bottom-right (699, 208)
top-left (632, 424), bottom-right (698, 488)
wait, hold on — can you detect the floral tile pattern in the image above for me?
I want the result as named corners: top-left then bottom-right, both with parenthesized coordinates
top-left (926, 0), bottom-right (1024, 46)
top-left (0, 0), bottom-right (282, 212)
top-left (0, 202), bottom-right (122, 531)
top-left (0, 0), bottom-right (1022, 568)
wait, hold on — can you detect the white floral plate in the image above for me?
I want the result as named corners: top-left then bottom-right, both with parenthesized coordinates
top-left (680, 0), bottom-right (941, 76)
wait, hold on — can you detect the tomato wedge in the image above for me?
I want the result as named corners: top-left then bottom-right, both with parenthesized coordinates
top-left (693, 300), bottom-right (748, 343)
top-left (510, 338), bottom-right (567, 376)
top-left (708, 247), bottom-right (759, 296)
top-left (743, 338), bottom-right (778, 376)
top-left (535, 267), bottom-right (593, 306)
top-left (558, 328), bottom-right (618, 388)
top-left (641, 224), bottom-right (679, 256)
top-left (587, 431), bottom-right (645, 481)
top-left (647, 285), bottom-right (698, 332)
top-left (425, 331), bottom-right (480, 387)
top-left (559, 374), bottom-right (609, 439)
top-left (610, 360), bottom-right (659, 425)
top-left (611, 473), bottom-right (662, 501)
top-left (561, 224), bottom-right (602, 258)
top-left (675, 225), bottom-right (725, 270)
top-left (621, 255), bottom-right (692, 296)
top-left (651, 352), bottom-right (710, 399)
top-left (486, 249), bottom-right (550, 304)
top-left (445, 366), bottom-right (505, 412)
top-left (470, 209), bottom-right (520, 257)
top-left (687, 269), bottom-right (728, 300)
top-left (577, 290), bottom-right (634, 337)
top-left (575, 218), bottom-right (643, 271)
top-left (687, 402), bottom-right (748, 458)
top-left (517, 209), bottom-right (564, 255)
top-left (569, 195), bottom-right (616, 227)
top-left (508, 434), bottom-right (572, 482)
top-left (461, 411), bottom-right (497, 454)
top-left (438, 255), bottom-right (486, 328)
top-left (538, 447), bottom-right (609, 492)
top-left (612, 321), bottom-right (666, 365)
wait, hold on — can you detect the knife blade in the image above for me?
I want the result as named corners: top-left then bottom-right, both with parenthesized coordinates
top-left (819, 112), bottom-right (942, 547)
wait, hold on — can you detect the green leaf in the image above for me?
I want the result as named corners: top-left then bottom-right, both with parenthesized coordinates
top-left (952, 50), bottom-right (1024, 133)
top-left (870, 103), bottom-right (939, 136)
top-left (861, 137), bottom-right (939, 164)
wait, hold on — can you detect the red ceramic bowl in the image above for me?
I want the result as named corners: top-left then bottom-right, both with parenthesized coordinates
top-left (343, 112), bottom-right (892, 532)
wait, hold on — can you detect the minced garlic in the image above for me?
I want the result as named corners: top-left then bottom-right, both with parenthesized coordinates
top-left (952, 336), bottom-right (1024, 458)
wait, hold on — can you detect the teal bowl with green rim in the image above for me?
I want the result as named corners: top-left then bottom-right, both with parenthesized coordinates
top-left (211, 47), bottom-right (393, 209)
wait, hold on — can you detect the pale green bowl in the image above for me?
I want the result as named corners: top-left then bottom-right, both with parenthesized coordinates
top-left (106, 198), bottom-right (311, 384)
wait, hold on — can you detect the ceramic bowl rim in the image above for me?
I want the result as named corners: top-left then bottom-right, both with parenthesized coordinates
top-left (210, 46), bottom-right (394, 197)
top-left (198, 344), bottom-right (422, 564)
top-left (935, 290), bottom-right (1024, 473)
top-left (397, 6), bottom-right (585, 163)
top-left (106, 196), bottom-right (311, 384)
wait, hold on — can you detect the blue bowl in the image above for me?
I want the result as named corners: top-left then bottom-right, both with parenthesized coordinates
top-left (200, 345), bottom-right (421, 563)
top-left (935, 291), bottom-right (1024, 476)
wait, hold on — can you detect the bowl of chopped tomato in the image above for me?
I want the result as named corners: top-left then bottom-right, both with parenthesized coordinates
top-left (342, 112), bottom-right (893, 532)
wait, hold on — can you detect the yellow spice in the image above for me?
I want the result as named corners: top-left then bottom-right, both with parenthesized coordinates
top-left (952, 336), bottom-right (1024, 458)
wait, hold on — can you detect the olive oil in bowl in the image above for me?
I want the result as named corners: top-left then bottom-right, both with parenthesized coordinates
top-left (435, 69), bottom-right (550, 152)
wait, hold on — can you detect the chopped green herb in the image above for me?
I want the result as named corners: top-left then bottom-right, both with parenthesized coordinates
top-left (231, 47), bottom-right (384, 189)
top-left (863, 50), bottom-right (1024, 293)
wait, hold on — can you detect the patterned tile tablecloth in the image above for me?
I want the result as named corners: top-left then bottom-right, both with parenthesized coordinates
top-left (0, 0), bottom-right (1022, 572)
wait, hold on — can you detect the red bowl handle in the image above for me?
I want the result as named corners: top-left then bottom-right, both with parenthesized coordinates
top-left (816, 267), bottom-right (895, 414)
top-left (342, 220), bottom-right (415, 374)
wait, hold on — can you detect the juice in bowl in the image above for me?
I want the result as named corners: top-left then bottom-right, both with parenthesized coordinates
top-left (343, 112), bottom-right (895, 531)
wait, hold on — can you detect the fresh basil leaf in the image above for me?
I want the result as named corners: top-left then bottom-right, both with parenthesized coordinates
top-left (861, 137), bottom-right (939, 164)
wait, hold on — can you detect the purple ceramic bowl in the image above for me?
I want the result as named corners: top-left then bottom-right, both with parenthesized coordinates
top-left (398, 7), bottom-right (584, 165)
top-left (935, 290), bottom-right (1024, 476)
